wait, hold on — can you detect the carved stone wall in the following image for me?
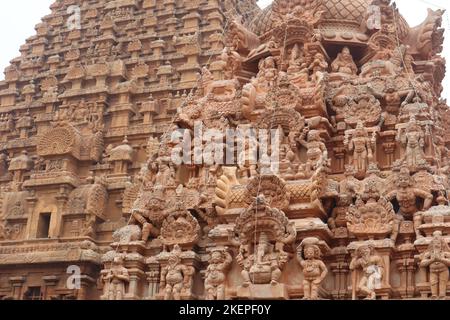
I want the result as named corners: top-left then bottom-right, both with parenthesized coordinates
top-left (0, 0), bottom-right (449, 300)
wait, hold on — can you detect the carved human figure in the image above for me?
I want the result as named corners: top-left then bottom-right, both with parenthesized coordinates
top-left (130, 207), bottom-right (159, 242)
top-left (248, 40), bottom-right (277, 59)
top-left (238, 232), bottom-right (283, 287)
top-left (308, 53), bottom-right (328, 81)
top-left (419, 231), bottom-right (450, 299)
top-left (154, 156), bottom-right (176, 187)
top-left (103, 256), bottom-right (130, 300)
top-left (328, 193), bottom-right (353, 231)
top-left (345, 122), bottom-right (376, 177)
top-left (368, 79), bottom-right (415, 113)
top-left (298, 130), bottom-right (328, 176)
top-left (396, 116), bottom-right (428, 170)
top-left (0, 220), bottom-right (10, 241)
top-left (296, 238), bottom-right (328, 300)
top-left (287, 44), bottom-right (308, 80)
top-left (331, 47), bottom-right (358, 75)
top-left (205, 248), bottom-right (232, 300)
top-left (0, 153), bottom-right (8, 176)
top-left (218, 47), bottom-right (242, 80)
top-left (237, 131), bottom-right (258, 179)
top-left (160, 245), bottom-right (191, 300)
top-left (385, 167), bottom-right (433, 239)
top-left (350, 245), bottom-right (384, 300)
top-left (82, 214), bottom-right (96, 238)
top-left (256, 56), bottom-right (278, 90)
top-left (309, 53), bottom-right (328, 74)
top-left (275, 126), bottom-right (297, 178)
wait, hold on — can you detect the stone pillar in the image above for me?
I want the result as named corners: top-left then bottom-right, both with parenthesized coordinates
top-left (145, 268), bottom-right (160, 300)
top-left (43, 276), bottom-right (60, 300)
top-left (143, 0), bottom-right (156, 9)
top-left (332, 146), bottom-right (346, 174)
top-left (55, 186), bottom-right (70, 238)
top-left (382, 141), bottom-right (396, 168)
top-left (25, 191), bottom-right (38, 240)
top-left (207, 12), bottom-right (223, 29)
top-left (77, 275), bottom-right (96, 300)
top-left (141, 96), bottom-right (161, 125)
top-left (151, 40), bottom-right (165, 59)
top-left (163, 0), bottom-right (175, 13)
top-left (330, 257), bottom-right (350, 299)
top-left (9, 276), bottom-right (26, 300)
top-left (405, 260), bottom-right (417, 298)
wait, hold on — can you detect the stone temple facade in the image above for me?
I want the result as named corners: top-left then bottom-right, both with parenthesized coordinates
top-left (0, 0), bottom-right (449, 300)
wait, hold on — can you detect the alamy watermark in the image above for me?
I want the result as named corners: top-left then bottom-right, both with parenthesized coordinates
top-left (66, 265), bottom-right (81, 290)
top-left (67, 5), bottom-right (81, 31)
top-left (367, 5), bottom-right (382, 30)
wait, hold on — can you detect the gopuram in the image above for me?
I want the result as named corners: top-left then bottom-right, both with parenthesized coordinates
top-left (0, 0), bottom-right (449, 300)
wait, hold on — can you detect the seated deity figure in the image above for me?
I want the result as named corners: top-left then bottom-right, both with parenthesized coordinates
top-left (419, 231), bottom-right (450, 299)
top-left (274, 126), bottom-right (297, 179)
top-left (257, 56), bottom-right (278, 90)
top-left (350, 245), bottom-right (384, 300)
top-left (331, 47), bottom-right (358, 76)
top-left (103, 256), bottom-right (130, 300)
top-left (296, 238), bottom-right (328, 300)
top-left (328, 193), bottom-right (353, 231)
top-left (287, 44), bottom-right (309, 83)
top-left (385, 167), bottom-right (433, 240)
top-left (238, 232), bottom-right (283, 287)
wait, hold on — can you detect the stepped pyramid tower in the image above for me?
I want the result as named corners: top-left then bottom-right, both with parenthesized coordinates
top-left (0, 0), bottom-right (449, 300)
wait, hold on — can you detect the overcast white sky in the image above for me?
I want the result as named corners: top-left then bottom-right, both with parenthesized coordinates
top-left (0, 0), bottom-right (449, 99)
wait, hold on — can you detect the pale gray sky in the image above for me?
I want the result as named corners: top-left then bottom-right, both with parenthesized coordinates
top-left (0, 0), bottom-right (448, 99)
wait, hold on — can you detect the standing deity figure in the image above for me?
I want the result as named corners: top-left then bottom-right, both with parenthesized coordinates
top-left (385, 167), bottom-right (433, 240)
top-left (238, 232), bottom-right (284, 287)
top-left (298, 130), bottom-right (328, 177)
top-left (419, 231), bottom-right (450, 299)
top-left (237, 130), bottom-right (258, 179)
top-left (205, 248), bottom-right (233, 300)
top-left (103, 256), bottom-right (130, 300)
top-left (296, 238), bottom-right (328, 300)
top-left (160, 245), bottom-right (192, 300)
top-left (350, 245), bottom-right (384, 300)
top-left (396, 116), bottom-right (428, 170)
top-left (331, 47), bottom-right (358, 75)
top-left (344, 122), bottom-right (376, 178)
